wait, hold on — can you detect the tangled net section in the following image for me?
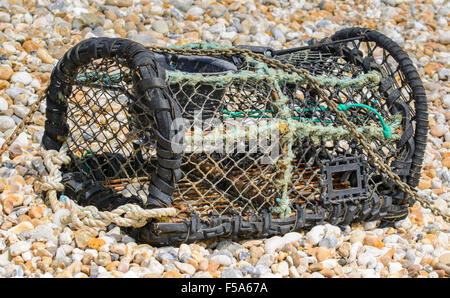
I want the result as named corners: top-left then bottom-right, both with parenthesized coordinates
top-left (38, 28), bottom-right (429, 245)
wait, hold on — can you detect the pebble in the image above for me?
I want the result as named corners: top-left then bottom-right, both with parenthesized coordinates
top-left (0, 66), bottom-right (13, 81)
top-left (174, 261), bottom-right (195, 275)
top-left (9, 241), bottom-right (31, 256)
top-left (151, 20), bottom-right (169, 34)
top-left (10, 72), bottom-right (33, 86)
top-left (221, 268), bottom-right (243, 278)
top-left (0, 116), bottom-right (15, 132)
top-left (306, 225), bottom-right (326, 245)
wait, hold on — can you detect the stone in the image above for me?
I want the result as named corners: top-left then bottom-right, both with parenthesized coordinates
top-left (306, 225), bottom-right (326, 245)
top-left (147, 259), bottom-right (165, 277)
top-left (315, 247), bottom-right (332, 262)
top-left (9, 241), bottom-right (31, 256)
top-left (8, 221), bottom-right (34, 235)
top-left (349, 230), bottom-right (365, 244)
top-left (389, 262), bottom-right (403, 274)
top-left (36, 49), bottom-right (54, 64)
top-left (163, 270), bottom-right (182, 278)
top-left (0, 65), bottom-right (13, 80)
top-left (174, 261), bottom-right (195, 275)
top-left (209, 254), bottom-right (232, 266)
top-left (439, 30), bottom-right (450, 45)
top-left (110, 243), bottom-right (126, 255)
top-left (208, 22), bottom-right (226, 34)
top-left (75, 229), bottom-right (97, 249)
top-left (0, 116), bottom-right (15, 132)
top-left (264, 236), bottom-right (285, 254)
top-left (31, 225), bottom-right (57, 244)
top-left (106, 0), bottom-right (133, 7)
top-left (28, 206), bottom-right (43, 219)
top-left (95, 252), bottom-right (111, 267)
top-left (186, 6), bottom-right (204, 16)
top-left (318, 236), bottom-right (338, 249)
top-left (152, 20), bottom-right (169, 34)
top-left (438, 252), bottom-right (450, 265)
top-left (193, 271), bottom-right (213, 278)
top-left (271, 261), bottom-right (289, 277)
top-left (209, 4), bottom-right (228, 18)
top-left (0, 97), bottom-right (8, 111)
top-left (11, 72), bottom-right (32, 86)
top-left (171, 0), bottom-right (193, 12)
top-left (363, 235), bottom-right (384, 249)
top-left (256, 254), bottom-right (275, 267)
top-left (358, 253), bottom-right (377, 268)
top-left (431, 124), bottom-right (447, 137)
top-left (221, 268), bottom-right (243, 278)
top-left (87, 238), bottom-right (106, 251)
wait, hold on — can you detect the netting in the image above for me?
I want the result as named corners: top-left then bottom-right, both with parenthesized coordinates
top-left (41, 29), bottom-right (429, 245)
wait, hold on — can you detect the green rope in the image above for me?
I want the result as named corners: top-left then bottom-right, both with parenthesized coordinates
top-left (337, 103), bottom-right (391, 139)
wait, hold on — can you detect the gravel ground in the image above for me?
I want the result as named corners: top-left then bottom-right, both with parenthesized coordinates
top-left (0, 0), bottom-right (448, 278)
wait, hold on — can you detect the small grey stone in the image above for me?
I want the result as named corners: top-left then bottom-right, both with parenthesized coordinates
top-left (271, 27), bottom-right (286, 42)
top-left (171, 0), bottom-right (193, 12)
top-left (209, 4), bottom-right (228, 18)
top-left (178, 253), bottom-right (193, 263)
top-left (221, 268), bottom-right (243, 278)
top-left (316, 19), bottom-right (331, 29)
top-left (208, 22), bottom-right (226, 34)
top-left (238, 250), bottom-right (250, 261)
top-left (10, 265), bottom-right (24, 278)
top-left (152, 20), bottom-right (169, 34)
top-left (209, 254), bottom-right (233, 266)
top-left (318, 235), bottom-right (338, 249)
top-left (254, 264), bottom-right (271, 275)
top-left (156, 252), bottom-right (176, 263)
top-left (186, 6), bottom-right (204, 16)
top-left (121, 235), bottom-right (135, 244)
top-left (92, 26), bottom-right (105, 37)
top-left (211, 249), bottom-right (233, 258)
top-left (405, 250), bottom-right (416, 263)
top-left (231, 18), bottom-right (243, 33)
top-left (256, 253), bottom-right (275, 267)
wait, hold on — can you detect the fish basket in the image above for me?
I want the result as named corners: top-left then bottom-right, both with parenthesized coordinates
top-left (42, 28), bottom-right (428, 245)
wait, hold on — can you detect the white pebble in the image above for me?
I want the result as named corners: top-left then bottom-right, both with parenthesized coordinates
top-left (11, 72), bottom-right (33, 86)
top-left (389, 262), bottom-right (403, 274)
top-left (306, 225), bottom-right (326, 245)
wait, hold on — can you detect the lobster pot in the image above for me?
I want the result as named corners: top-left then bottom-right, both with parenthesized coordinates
top-left (43, 29), bottom-right (428, 245)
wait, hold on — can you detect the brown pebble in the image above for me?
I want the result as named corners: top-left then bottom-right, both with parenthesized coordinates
top-left (315, 246), bottom-right (332, 262)
top-left (309, 262), bottom-right (324, 272)
top-left (0, 65), bottom-right (13, 80)
top-left (163, 270), bottom-right (183, 278)
top-left (28, 206), bottom-right (43, 219)
top-left (320, 268), bottom-right (335, 278)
